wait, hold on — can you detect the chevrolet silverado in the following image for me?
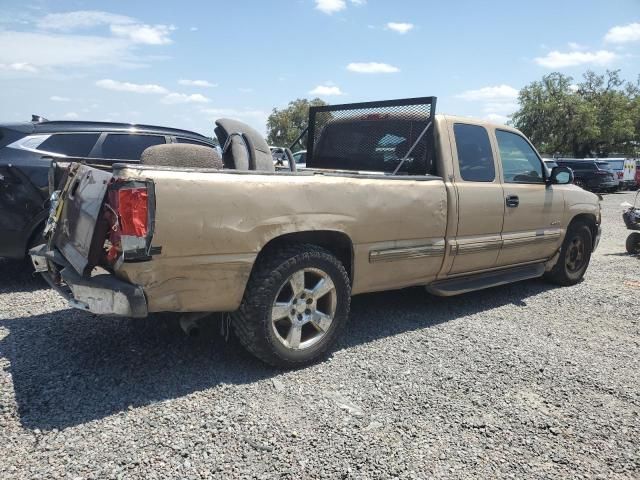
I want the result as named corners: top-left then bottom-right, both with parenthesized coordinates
top-left (32, 97), bottom-right (601, 367)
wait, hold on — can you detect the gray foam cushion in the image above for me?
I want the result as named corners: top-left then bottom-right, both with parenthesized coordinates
top-left (140, 144), bottom-right (223, 169)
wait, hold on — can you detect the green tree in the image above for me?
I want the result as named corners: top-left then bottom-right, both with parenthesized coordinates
top-left (266, 98), bottom-right (327, 149)
top-left (511, 70), bottom-right (639, 157)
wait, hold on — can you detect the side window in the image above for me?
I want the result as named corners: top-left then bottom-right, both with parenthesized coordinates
top-left (99, 134), bottom-right (165, 160)
top-left (176, 137), bottom-right (213, 148)
top-left (38, 133), bottom-right (100, 157)
top-left (453, 123), bottom-right (495, 182)
top-left (496, 130), bottom-right (544, 183)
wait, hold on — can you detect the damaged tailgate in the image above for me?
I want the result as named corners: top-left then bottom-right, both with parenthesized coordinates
top-left (52, 164), bottom-right (113, 275)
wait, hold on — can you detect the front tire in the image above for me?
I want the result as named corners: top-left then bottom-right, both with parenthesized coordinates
top-left (232, 244), bottom-right (351, 368)
top-left (544, 223), bottom-right (592, 286)
top-left (626, 232), bottom-right (640, 255)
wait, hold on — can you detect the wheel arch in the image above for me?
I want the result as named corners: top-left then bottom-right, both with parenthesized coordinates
top-left (254, 230), bottom-right (354, 285)
top-left (567, 213), bottom-right (598, 251)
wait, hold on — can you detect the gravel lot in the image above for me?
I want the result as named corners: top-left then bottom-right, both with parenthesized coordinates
top-left (1, 191), bottom-right (638, 479)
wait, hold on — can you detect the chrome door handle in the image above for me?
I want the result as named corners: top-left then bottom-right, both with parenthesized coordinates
top-left (505, 195), bottom-right (519, 208)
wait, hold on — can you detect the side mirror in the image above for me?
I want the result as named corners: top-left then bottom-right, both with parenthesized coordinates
top-left (549, 166), bottom-right (573, 185)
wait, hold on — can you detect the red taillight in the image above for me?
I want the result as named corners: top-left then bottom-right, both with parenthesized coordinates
top-left (618, 172), bottom-right (624, 179)
top-left (105, 185), bottom-right (150, 263)
top-left (117, 188), bottom-right (148, 237)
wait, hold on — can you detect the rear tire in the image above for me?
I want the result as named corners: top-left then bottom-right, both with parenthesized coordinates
top-left (232, 244), bottom-right (351, 368)
top-left (543, 223), bottom-right (592, 286)
top-left (626, 232), bottom-right (640, 255)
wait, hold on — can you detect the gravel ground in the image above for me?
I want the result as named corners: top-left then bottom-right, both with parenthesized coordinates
top-left (1, 191), bottom-right (638, 479)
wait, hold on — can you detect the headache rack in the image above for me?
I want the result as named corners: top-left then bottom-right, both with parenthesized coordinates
top-left (290, 96), bottom-right (437, 175)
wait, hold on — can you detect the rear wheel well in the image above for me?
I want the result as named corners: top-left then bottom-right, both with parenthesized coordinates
top-left (255, 231), bottom-right (354, 284)
top-left (567, 214), bottom-right (597, 251)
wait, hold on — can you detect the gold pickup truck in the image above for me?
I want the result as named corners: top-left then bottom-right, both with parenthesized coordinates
top-left (33, 97), bottom-right (601, 367)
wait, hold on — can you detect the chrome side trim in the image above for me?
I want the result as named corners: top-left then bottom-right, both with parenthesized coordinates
top-left (452, 240), bottom-right (502, 255)
top-left (501, 230), bottom-right (561, 249)
top-left (369, 243), bottom-right (445, 263)
top-left (450, 230), bottom-right (562, 254)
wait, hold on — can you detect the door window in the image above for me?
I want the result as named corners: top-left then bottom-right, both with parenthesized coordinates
top-left (496, 130), bottom-right (544, 183)
top-left (453, 124), bottom-right (495, 182)
top-left (37, 133), bottom-right (100, 157)
top-left (100, 134), bottom-right (165, 160)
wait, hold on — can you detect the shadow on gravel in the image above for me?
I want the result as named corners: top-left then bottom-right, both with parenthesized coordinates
top-left (0, 278), bottom-right (555, 430)
top-left (0, 258), bottom-right (47, 293)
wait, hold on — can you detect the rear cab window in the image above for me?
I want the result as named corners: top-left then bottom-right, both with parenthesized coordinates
top-left (99, 134), bottom-right (166, 160)
top-left (313, 118), bottom-right (429, 175)
top-left (453, 123), bottom-right (495, 182)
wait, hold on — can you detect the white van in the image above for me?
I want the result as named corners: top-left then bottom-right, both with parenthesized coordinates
top-left (602, 158), bottom-right (636, 189)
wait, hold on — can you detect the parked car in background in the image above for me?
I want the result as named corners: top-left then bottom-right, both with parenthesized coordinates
top-left (602, 158), bottom-right (636, 190)
top-left (635, 163), bottom-right (640, 190)
top-left (292, 150), bottom-right (307, 169)
top-left (555, 159), bottom-right (618, 193)
top-left (0, 117), bottom-right (216, 260)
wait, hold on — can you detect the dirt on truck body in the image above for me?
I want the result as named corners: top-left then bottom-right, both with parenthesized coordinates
top-left (33, 97), bottom-right (601, 367)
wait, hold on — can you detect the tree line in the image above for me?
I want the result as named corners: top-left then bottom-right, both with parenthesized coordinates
top-left (511, 70), bottom-right (639, 158)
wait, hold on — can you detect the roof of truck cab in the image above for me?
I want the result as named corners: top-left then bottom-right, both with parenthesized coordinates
top-left (437, 114), bottom-right (521, 133)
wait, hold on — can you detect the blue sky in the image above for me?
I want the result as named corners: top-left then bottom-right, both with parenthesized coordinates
top-left (0, 0), bottom-right (638, 136)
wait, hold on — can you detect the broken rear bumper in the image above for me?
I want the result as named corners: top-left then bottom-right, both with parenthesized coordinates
top-left (30, 244), bottom-right (148, 318)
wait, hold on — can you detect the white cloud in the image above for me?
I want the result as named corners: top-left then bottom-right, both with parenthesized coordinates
top-left (350, 0), bottom-right (366, 5)
top-left (604, 22), bottom-right (640, 44)
top-left (37, 10), bottom-right (174, 46)
top-left (309, 85), bottom-right (344, 96)
top-left (179, 79), bottom-right (217, 88)
top-left (0, 31), bottom-right (133, 69)
top-left (315, 0), bottom-right (346, 14)
top-left (63, 112), bottom-right (79, 120)
top-left (37, 10), bottom-right (133, 30)
top-left (455, 85), bottom-right (518, 101)
top-left (386, 22), bottom-right (414, 34)
top-left (109, 23), bottom-right (173, 45)
top-left (347, 62), bottom-right (399, 73)
top-left (0, 62), bottom-right (39, 73)
top-left (161, 93), bottom-right (210, 104)
top-left (238, 87), bottom-right (254, 93)
top-left (567, 42), bottom-right (587, 51)
top-left (534, 50), bottom-right (617, 68)
top-left (189, 26), bottom-right (198, 32)
top-left (50, 95), bottom-right (70, 102)
top-left (482, 102), bottom-right (519, 114)
top-left (484, 113), bottom-right (508, 124)
top-left (96, 79), bottom-right (169, 94)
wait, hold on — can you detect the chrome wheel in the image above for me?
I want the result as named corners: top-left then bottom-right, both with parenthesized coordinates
top-left (565, 236), bottom-right (586, 272)
top-left (271, 268), bottom-right (337, 350)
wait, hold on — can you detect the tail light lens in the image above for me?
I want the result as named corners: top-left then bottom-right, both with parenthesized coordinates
top-left (104, 183), bottom-right (152, 264)
top-left (618, 172), bottom-right (624, 179)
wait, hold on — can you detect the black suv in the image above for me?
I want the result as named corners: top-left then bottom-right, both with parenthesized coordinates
top-left (555, 159), bottom-right (618, 193)
top-left (0, 118), bottom-right (215, 259)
